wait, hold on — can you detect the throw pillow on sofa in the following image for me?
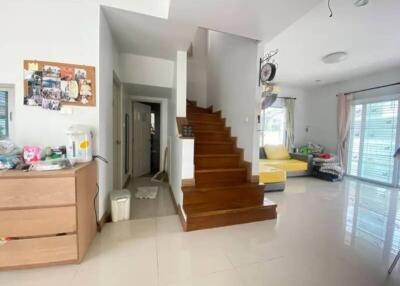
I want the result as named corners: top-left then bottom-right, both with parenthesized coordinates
top-left (264, 144), bottom-right (290, 160)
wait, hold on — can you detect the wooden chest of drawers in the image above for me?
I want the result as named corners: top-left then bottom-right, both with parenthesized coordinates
top-left (0, 162), bottom-right (97, 270)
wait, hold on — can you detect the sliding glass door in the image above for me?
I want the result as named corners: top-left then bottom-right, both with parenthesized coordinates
top-left (347, 97), bottom-right (400, 185)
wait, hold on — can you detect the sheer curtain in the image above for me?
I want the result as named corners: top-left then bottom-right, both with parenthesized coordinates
top-left (337, 93), bottom-right (353, 168)
top-left (284, 98), bottom-right (295, 150)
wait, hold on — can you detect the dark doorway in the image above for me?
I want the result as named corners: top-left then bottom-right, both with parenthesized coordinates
top-left (139, 102), bottom-right (160, 175)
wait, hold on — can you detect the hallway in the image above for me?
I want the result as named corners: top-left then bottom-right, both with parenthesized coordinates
top-left (128, 176), bottom-right (176, 219)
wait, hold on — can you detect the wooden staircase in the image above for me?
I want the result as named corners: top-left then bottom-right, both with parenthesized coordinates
top-left (181, 102), bottom-right (277, 231)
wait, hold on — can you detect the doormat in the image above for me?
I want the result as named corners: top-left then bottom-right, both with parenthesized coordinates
top-left (135, 186), bottom-right (159, 199)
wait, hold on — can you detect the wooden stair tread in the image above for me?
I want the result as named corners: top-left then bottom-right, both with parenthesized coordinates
top-left (188, 120), bottom-right (224, 125)
top-left (183, 183), bottom-right (261, 192)
top-left (195, 154), bottom-right (239, 158)
top-left (193, 130), bottom-right (228, 134)
top-left (195, 167), bottom-right (245, 173)
top-left (195, 141), bottom-right (232, 144)
top-left (184, 199), bottom-right (277, 217)
top-left (188, 112), bottom-right (220, 116)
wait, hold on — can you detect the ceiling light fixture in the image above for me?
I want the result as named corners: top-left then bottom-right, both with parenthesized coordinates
top-left (354, 0), bottom-right (369, 7)
top-left (322, 52), bottom-right (348, 64)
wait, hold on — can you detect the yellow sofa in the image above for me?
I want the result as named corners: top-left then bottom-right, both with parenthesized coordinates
top-left (259, 145), bottom-right (311, 191)
top-left (259, 158), bottom-right (308, 173)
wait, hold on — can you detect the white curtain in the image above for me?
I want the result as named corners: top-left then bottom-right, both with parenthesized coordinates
top-left (337, 93), bottom-right (353, 168)
top-left (284, 98), bottom-right (295, 150)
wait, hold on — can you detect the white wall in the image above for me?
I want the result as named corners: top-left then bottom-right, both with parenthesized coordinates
top-left (187, 28), bottom-right (208, 108)
top-left (0, 0), bottom-right (99, 149)
top-left (119, 53), bottom-right (174, 88)
top-left (168, 50), bottom-right (192, 207)
top-left (304, 67), bottom-right (400, 153)
top-left (207, 31), bottom-right (259, 173)
top-left (98, 8), bottom-right (121, 218)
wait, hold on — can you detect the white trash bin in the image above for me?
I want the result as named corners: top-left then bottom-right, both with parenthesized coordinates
top-left (110, 189), bottom-right (131, 222)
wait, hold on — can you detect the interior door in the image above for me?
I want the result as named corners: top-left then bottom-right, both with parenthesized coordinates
top-left (133, 102), bottom-right (151, 177)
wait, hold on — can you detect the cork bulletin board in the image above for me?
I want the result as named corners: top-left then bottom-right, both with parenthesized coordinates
top-left (24, 60), bottom-right (96, 110)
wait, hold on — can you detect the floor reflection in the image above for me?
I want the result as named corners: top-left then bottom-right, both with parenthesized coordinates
top-left (344, 179), bottom-right (400, 263)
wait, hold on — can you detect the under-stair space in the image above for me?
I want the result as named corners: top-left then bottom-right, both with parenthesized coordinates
top-left (181, 102), bottom-right (277, 231)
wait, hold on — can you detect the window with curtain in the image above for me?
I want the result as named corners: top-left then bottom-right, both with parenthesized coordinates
top-left (259, 105), bottom-right (287, 146)
top-left (347, 98), bottom-right (399, 184)
top-left (0, 90), bottom-right (8, 139)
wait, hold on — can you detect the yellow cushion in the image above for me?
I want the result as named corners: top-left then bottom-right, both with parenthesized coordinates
top-left (259, 164), bottom-right (287, 183)
top-left (263, 144), bottom-right (290, 160)
top-left (260, 159), bottom-right (308, 172)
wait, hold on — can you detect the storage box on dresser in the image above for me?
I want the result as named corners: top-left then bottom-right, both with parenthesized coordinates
top-left (0, 161), bottom-right (97, 270)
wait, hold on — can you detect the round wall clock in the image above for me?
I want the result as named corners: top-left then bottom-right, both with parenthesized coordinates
top-left (260, 63), bottom-right (276, 83)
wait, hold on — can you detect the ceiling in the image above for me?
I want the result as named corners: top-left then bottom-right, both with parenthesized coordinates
top-left (103, 6), bottom-right (196, 59)
top-left (103, 0), bottom-right (322, 60)
top-left (265, 0), bottom-right (400, 87)
top-left (168, 0), bottom-right (321, 41)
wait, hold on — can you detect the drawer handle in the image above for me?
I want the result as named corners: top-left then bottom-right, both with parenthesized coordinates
top-left (0, 237), bottom-right (11, 246)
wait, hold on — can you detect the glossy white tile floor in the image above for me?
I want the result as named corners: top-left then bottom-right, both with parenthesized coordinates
top-left (1, 177), bottom-right (400, 286)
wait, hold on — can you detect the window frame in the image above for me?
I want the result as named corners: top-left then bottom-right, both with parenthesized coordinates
top-left (0, 85), bottom-right (14, 140)
top-left (259, 103), bottom-right (287, 147)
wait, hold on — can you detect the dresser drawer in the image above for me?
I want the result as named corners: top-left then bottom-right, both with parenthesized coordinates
top-left (0, 206), bottom-right (76, 238)
top-left (0, 234), bottom-right (78, 269)
top-left (0, 177), bottom-right (75, 209)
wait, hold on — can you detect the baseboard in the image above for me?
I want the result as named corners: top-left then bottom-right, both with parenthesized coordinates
top-left (168, 185), bottom-right (179, 212)
top-left (181, 178), bottom-right (195, 187)
top-left (97, 210), bottom-right (111, 232)
top-left (177, 204), bottom-right (187, 231)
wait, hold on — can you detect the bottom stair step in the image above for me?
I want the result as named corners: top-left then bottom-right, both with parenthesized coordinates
top-left (183, 198), bottom-right (277, 231)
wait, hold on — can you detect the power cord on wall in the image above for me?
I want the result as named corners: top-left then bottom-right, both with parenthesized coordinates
top-left (328, 0), bottom-right (333, 17)
top-left (92, 155), bottom-right (109, 232)
top-left (94, 183), bottom-right (100, 230)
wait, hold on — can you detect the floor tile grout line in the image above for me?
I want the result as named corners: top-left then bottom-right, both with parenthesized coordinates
top-left (155, 217), bottom-right (161, 286)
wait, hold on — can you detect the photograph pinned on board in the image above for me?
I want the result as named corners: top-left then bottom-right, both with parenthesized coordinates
top-left (25, 70), bottom-right (43, 107)
top-left (60, 66), bottom-right (74, 80)
top-left (42, 77), bottom-right (61, 89)
top-left (68, 80), bottom-right (79, 101)
top-left (42, 98), bottom-right (61, 111)
top-left (43, 65), bottom-right (61, 78)
top-left (25, 85), bottom-right (42, 106)
top-left (75, 68), bottom-right (87, 80)
top-left (60, 81), bottom-right (70, 99)
top-left (25, 70), bottom-right (42, 85)
top-left (42, 87), bottom-right (61, 99)
top-left (79, 79), bottom-right (92, 97)
top-left (27, 62), bottom-right (39, 72)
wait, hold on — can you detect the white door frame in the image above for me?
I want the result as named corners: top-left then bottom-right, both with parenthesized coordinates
top-left (113, 75), bottom-right (122, 189)
top-left (130, 96), bottom-right (168, 176)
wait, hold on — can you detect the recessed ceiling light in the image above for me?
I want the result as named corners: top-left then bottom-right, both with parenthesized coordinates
top-left (354, 0), bottom-right (369, 7)
top-left (322, 52), bottom-right (348, 64)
